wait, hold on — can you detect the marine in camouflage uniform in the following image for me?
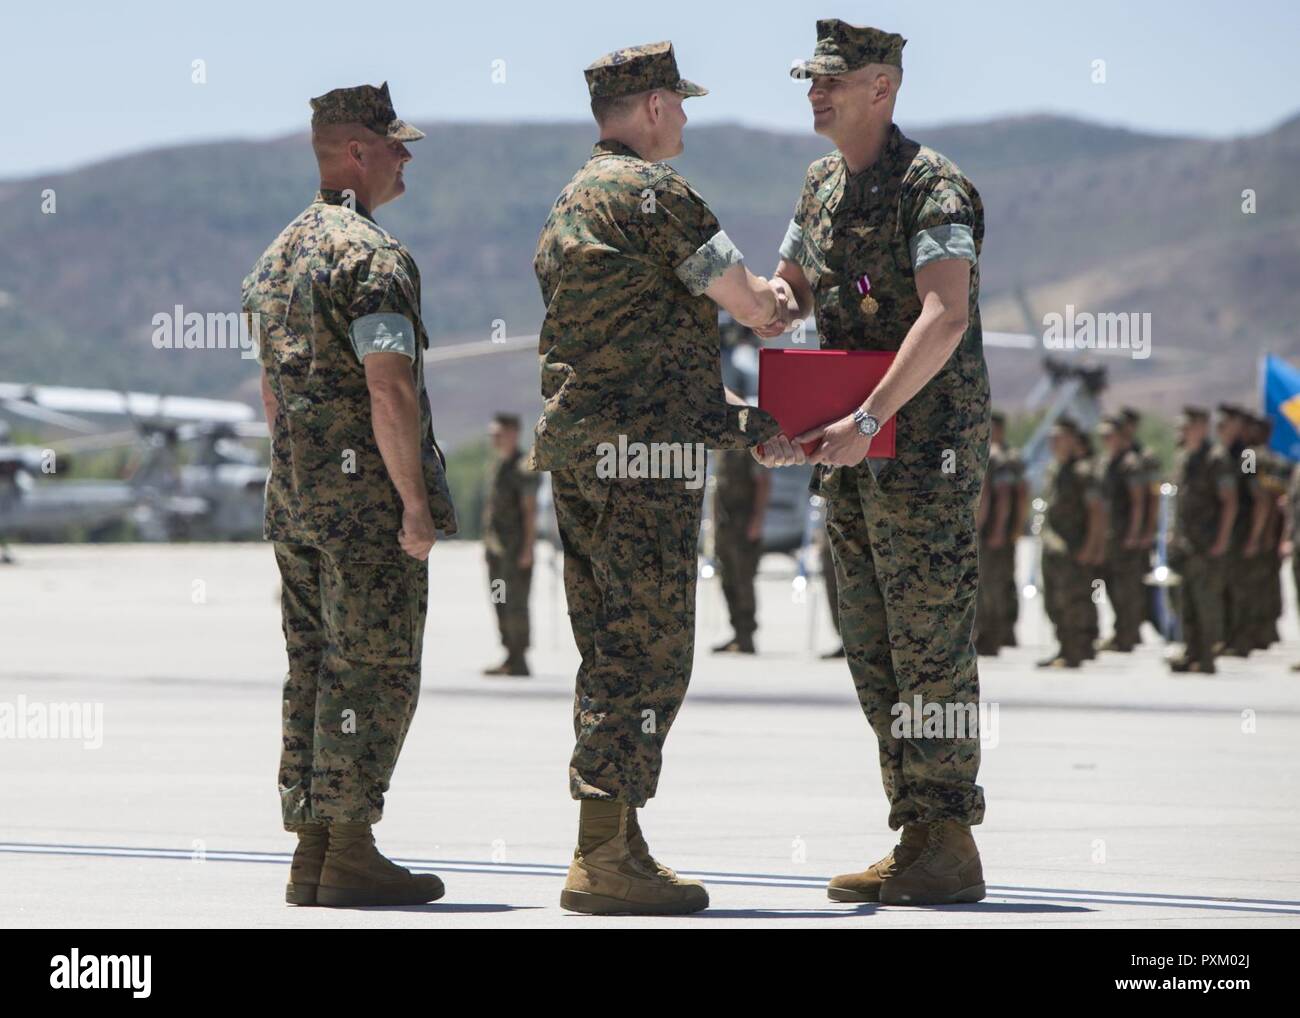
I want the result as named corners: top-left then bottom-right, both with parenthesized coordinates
top-left (1097, 415), bottom-right (1147, 651)
top-left (1119, 407), bottom-right (1161, 633)
top-left (530, 42), bottom-right (781, 915)
top-left (710, 447), bottom-right (770, 654)
top-left (976, 410), bottom-right (1020, 655)
top-left (771, 21), bottom-right (988, 906)
top-left (1217, 404), bottom-right (1258, 657)
top-left (1243, 414), bottom-right (1285, 650)
top-left (481, 412), bottom-right (539, 677)
top-left (1038, 418), bottom-right (1104, 668)
top-left (1169, 406), bottom-right (1236, 673)
top-left (246, 83), bottom-right (455, 907)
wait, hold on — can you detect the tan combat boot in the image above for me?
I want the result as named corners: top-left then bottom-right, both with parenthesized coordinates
top-left (285, 824), bottom-right (329, 906)
top-left (560, 800), bottom-right (708, 915)
top-left (879, 818), bottom-right (986, 905)
top-left (316, 821), bottom-right (445, 907)
top-left (826, 822), bottom-right (929, 902)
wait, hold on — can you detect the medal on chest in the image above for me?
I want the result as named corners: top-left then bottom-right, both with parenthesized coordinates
top-left (854, 274), bottom-right (878, 316)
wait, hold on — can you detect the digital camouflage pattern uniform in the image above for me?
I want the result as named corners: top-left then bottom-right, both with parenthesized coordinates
top-left (1100, 429), bottom-right (1147, 649)
top-left (1170, 436), bottom-right (1234, 669)
top-left (1289, 463), bottom-right (1300, 661)
top-left (483, 448), bottom-right (539, 663)
top-left (976, 438), bottom-right (1020, 653)
top-left (245, 84), bottom-right (456, 830)
top-left (530, 43), bottom-right (779, 806)
top-left (1222, 432), bottom-right (1257, 654)
top-left (712, 448), bottom-right (763, 644)
top-left (1040, 448), bottom-right (1101, 664)
top-left (782, 26), bottom-right (989, 829)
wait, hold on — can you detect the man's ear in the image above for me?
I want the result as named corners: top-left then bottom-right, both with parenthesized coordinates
top-left (347, 139), bottom-right (365, 168)
top-left (646, 89), bottom-right (661, 124)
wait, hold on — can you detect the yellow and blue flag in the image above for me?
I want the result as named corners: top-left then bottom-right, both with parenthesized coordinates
top-left (1263, 354), bottom-right (1300, 462)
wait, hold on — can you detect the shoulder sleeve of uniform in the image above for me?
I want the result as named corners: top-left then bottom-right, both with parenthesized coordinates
top-left (630, 171), bottom-right (740, 295)
top-left (345, 245), bottom-right (421, 362)
top-left (906, 165), bottom-right (978, 271)
top-left (779, 155), bottom-right (836, 266)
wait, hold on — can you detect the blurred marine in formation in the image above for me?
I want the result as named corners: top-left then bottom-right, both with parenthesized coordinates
top-left (1038, 418), bottom-right (1104, 668)
top-left (976, 410), bottom-right (1025, 655)
top-left (1097, 414), bottom-right (1147, 651)
top-left (530, 41), bottom-right (784, 915)
top-left (1168, 407), bottom-right (1235, 673)
top-left (245, 83), bottom-right (456, 907)
top-left (481, 412), bottom-right (538, 677)
top-left (711, 448), bottom-right (770, 654)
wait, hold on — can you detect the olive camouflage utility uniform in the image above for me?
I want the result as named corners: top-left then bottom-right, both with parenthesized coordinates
top-left (531, 134), bottom-right (778, 805)
top-left (1040, 453), bottom-right (1101, 664)
top-left (977, 442), bottom-right (1020, 652)
top-left (780, 121), bottom-right (989, 829)
top-left (1171, 440), bottom-right (1234, 668)
top-left (712, 448), bottom-right (763, 643)
top-left (1222, 437), bottom-right (1257, 652)
top-left (1289, 464), bottom-right (1300, 644)
top-left (1101, 445), bottom-right (1147, 648)
top-left (483, 449), bottom-right (539, 662)
top-left (246, 185), bottom-right (457, 829)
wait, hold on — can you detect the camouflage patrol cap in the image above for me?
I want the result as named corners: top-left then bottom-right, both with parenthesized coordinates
top-left (492, 412), bottom-right (522, 430)
top-left (585, 41), bottom-right (707, 100)
top-left (1180, 406), bottom-right (1209, 423)
top-left (1215, 402), bottom-right (1243, 418)
top-left (790, 19), bottom-right (906, 79)
top-left (1097, 415), bottom-right (1120, 434)
top-left (1053, 416), bottom-right (1082, 438)
top-left (1118, 406), bottom-right (1142, 426)
top-left (990, 409), bottom-right (1006, 426)
top-left (310, 82), bottom-right (425, 142)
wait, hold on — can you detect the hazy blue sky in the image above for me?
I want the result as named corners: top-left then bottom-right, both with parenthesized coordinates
top-left (6, 0), bottom-right (1298, 177)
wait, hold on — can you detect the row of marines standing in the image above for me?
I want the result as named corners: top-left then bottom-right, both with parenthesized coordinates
top-left (981, 404), bottom-right (1297, 673)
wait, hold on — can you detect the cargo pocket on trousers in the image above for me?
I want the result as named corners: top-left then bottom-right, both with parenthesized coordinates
top-left (886, 492), bottom-right (979, 609)
top-left (324, 560), bottom-right (418, 666)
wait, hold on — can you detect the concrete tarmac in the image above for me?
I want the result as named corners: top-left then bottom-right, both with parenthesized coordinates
top-left (2, 541), bottom-right (1298, 929)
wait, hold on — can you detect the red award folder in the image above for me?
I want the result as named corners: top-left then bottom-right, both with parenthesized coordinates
top-left (757, 348), bottom-right (896, 458)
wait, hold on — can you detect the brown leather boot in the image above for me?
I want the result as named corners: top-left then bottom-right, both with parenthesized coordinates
top-left (285, 824), bottom-right (328, 906)
top-left (880, 819), bottom-right (985, 905)
top-left (827, 822), bottom-right (929, 902)
top-left (560, 800), bottom-right (708, 915)
top-left (316, 821), bottom-right (445, 907)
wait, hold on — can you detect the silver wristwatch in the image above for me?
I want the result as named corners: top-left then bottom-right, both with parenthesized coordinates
top-left (852, 407), bottom-right (880, 438)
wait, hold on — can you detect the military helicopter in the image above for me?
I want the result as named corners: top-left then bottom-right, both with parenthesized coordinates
top-left (0, 382), bottom-right (268, 557)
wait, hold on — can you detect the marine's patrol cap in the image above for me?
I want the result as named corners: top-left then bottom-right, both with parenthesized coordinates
top-left (990, 409), bottom-right (1006, 427)
top-left (1178, 406), bottom-right (1209, 424)
top-left (790, 19), bottom-right (906, 79)
top-left (1053, 416), bottom-right (1082, 438)
top-left (1097, 415), bottom-right (1122, 435)
top-left (1215, 402), bottom-right (1244, 419)
top-left (585, 41), bottom-right (707, 100)
top-left (492, 412), bottom-right (522, 430)
top-left (1119, 406), bottom-right (1141, 427)
top-left (310, 82), bottom-right (425, 142)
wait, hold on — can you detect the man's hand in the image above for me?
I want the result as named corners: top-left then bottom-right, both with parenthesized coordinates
top-left (797, 414), bottom-right (872, 467)
top-left (753, 277), bottom-right (796, 339)
top-left (399, 504), bottom-right (437, 560)
top-left (1208, 538), bottom-right (1228, 558)
top-left (752, 433), bottom-right (806, 468)
top-left (517, 545), bottom-right (534, 570)
top-left (746, 514), bottom-right (763, 543)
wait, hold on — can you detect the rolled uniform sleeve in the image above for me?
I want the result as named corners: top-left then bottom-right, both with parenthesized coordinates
top-left (908, 176), bottom-right (979, 271)
top-left (345, 246), bottom-right (421, 362)
top-left (637, 175), bottom-right (743, 295)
